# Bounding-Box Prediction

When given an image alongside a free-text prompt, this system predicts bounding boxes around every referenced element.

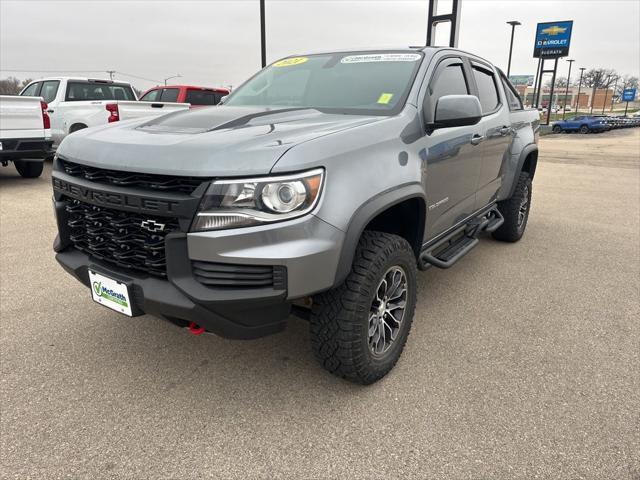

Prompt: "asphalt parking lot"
[1,128,639,479]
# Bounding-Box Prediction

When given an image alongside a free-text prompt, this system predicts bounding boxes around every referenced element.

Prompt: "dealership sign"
[509,75,535,86]
[533,21,573,58]
[622,88,637,102]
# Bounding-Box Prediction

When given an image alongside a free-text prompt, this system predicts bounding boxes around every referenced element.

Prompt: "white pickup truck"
[19,78,190,148]
[0,95,53,178]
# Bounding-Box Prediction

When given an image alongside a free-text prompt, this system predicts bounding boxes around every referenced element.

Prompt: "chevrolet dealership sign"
[533,21,573,58]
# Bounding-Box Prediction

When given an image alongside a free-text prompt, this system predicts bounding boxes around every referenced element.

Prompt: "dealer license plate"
[88,270,133,316]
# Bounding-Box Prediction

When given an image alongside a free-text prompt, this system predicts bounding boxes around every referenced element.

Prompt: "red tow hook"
[188,322,206,336]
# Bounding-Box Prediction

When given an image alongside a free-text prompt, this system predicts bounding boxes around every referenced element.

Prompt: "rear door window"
[185,89,221,105]
[20,82,41,97]
[498,73,522,111]
[472,65,500,114]
[65,82,136,101]
[140,89,161,102]
[40,80,60,103]
[159,88,180,102]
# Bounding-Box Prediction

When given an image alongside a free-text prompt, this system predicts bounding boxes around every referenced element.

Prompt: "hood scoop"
[135,106,321,135]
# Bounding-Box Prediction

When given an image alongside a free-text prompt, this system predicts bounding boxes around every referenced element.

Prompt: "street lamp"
[562,59,574,119]
[575,67,586,115]
[164,74,181,86]
[506,21,521,78]
[601,75,612,114]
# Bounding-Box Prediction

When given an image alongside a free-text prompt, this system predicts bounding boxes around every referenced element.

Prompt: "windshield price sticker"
[273,57,309,67]
[341,53,421,64]
[377,93,394,104]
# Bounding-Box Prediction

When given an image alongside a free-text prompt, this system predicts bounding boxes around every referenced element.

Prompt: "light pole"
[260,0,266,68]
[506,21,521,78]
[562,59,574,119]
[575,67,585,115]
[601,75,612,114]
[164,74,181,86]
[609,76,619,112]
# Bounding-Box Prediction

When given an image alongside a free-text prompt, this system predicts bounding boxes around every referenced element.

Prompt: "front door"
[414,56,483,240]
[39,80,63,146]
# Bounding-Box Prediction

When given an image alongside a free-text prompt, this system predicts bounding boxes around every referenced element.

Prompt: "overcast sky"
[1,0,639,90]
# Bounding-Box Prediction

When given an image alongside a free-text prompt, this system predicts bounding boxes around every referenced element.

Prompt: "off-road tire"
[14,160,44,178]
[310,231,417,384]
[492,172,532,242]
[579,125,590,134]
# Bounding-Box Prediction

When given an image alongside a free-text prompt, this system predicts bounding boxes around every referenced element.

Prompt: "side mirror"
[432,95,482,129]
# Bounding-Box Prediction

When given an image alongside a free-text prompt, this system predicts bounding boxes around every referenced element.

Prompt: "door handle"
[500,126,511,135]
[47,109,54,113]
[470,134,485,146]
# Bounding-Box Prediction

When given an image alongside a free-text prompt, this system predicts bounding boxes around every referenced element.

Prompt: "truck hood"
[56,106,382,176]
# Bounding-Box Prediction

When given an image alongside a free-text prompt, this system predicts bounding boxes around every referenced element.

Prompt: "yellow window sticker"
[377,93,394,104]
[273,57,309,67]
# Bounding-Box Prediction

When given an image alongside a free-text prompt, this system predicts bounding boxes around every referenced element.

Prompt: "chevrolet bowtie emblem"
[541,26,567,35]
[140,219,166,232]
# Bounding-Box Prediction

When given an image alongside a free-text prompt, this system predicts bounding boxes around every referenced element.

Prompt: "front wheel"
[310,231,417,384]
[552,125,563,133]
[579,125,590,134]
[492,172,532,243]
[14,160,44,178]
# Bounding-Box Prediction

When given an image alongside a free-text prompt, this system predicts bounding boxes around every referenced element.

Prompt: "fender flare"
[332,183,426,287]
[506,143,538,199]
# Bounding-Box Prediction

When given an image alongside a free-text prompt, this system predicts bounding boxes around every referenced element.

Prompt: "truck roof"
[26,77,133,85]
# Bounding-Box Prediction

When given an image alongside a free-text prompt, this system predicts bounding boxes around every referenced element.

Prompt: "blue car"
[552,116,609,134]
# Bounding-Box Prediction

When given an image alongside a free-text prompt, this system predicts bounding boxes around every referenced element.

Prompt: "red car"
[139,85,230,107]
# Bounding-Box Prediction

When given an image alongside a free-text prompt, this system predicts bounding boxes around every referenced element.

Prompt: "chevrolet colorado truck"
[20,78,190,148]
[52,48,539,384]
[0,95,53,178]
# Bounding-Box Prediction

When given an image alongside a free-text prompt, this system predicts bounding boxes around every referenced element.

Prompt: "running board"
[419,207,504,269]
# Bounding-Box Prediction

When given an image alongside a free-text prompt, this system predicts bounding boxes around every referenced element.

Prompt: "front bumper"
[53,196,345,339]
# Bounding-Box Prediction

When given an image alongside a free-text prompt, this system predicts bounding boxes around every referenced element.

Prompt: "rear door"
[467,60,513,209]
[415,54,483,238]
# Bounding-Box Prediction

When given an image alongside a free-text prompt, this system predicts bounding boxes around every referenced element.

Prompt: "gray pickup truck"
[52,47,539,384]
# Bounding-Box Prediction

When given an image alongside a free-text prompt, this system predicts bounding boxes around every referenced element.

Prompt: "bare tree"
[545,76,569,89]
[0,77,34,95]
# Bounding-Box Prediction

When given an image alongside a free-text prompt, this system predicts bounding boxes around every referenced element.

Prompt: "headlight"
[191,168,324,232]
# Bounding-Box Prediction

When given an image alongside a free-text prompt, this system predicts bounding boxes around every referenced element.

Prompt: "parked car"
[552,115,609,133]
[139,85,230,107]
[0,95,53,178]
[51,47,540,384]
[19,78,191,148]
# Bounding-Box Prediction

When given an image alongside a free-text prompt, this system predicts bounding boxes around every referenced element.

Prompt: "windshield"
[225,51,424,115]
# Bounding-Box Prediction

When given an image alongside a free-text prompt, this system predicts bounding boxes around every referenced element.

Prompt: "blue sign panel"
[533,21,573,58]
[622,88,637,102]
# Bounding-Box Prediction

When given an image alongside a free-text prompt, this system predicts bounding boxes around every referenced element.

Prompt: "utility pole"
[575,67,585,115]
[562,59,574,119]
[506,21,521,77]
[260,0,266,68]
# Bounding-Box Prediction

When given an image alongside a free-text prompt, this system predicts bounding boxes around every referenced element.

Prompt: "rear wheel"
[310,231,417,384]
[14,160,43,178]
[579,125,590,134]
[492,172,532,243]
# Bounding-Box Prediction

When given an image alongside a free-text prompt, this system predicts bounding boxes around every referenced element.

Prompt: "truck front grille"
[192,261,287,289]
[59,159,206,195]
[64,198,179,277]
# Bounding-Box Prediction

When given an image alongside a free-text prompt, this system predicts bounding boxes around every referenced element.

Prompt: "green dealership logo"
[92,281,128,307]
